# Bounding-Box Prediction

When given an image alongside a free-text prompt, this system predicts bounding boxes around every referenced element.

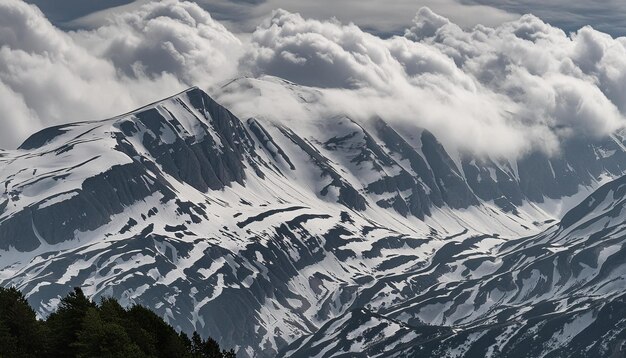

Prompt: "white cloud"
[405,7,451,41]
[235,8,626,157]
[0,0,241,149]
[71,0,242,84]
[1,0,626,160]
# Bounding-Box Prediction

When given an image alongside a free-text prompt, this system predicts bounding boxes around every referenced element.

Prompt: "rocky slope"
[283,175,626,357]
[1,79,626,357]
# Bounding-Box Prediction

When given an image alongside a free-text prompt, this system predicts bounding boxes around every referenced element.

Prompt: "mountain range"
[1,76,626,357]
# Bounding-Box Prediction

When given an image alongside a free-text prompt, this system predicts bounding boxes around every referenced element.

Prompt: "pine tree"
[202,337,224,358]
[0,287,48,357]
[192,331,204,357]
[74,307,144,358]
[0,287,236,358]
[126,304,190,358]
[46,287,96,357]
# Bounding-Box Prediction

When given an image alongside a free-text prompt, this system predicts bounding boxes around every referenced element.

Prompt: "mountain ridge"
[1,80,626,357]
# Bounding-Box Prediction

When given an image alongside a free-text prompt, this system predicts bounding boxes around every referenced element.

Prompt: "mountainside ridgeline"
[1,79,626,357]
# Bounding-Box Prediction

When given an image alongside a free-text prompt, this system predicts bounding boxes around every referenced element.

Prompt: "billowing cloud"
[417,12,626,145]
[2,0,626,160]
[72,0,242,84]
[0,0,241,149]
[405,7,451,41]
[235,8,626,157]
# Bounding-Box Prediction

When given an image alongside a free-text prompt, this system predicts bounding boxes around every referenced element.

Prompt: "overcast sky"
[25,0,626,36]
[3,0,626,157]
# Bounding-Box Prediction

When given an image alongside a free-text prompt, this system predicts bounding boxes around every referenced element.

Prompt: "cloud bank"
[235,7,626,157]
[0,0,240,148]
[2,0,626,160]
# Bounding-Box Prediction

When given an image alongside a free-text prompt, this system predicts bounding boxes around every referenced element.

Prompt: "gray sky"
[463,0,626,36]
[25,0,626,36]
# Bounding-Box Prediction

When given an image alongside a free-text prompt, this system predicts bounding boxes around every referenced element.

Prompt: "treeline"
[0,287,235,358]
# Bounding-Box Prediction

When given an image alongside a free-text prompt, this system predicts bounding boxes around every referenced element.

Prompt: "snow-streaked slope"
[217,76,626,220]
[1,80,626,357]
[284,175,626,357]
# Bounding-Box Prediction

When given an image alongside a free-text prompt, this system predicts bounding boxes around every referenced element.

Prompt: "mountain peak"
[18,86,209,151]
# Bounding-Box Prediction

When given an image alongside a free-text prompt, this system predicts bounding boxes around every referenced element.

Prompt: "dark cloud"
[23,0,133,28]
[461,0,626,36]
[29,0,519,35]
[183,0,266,27]
[23,0,626,37]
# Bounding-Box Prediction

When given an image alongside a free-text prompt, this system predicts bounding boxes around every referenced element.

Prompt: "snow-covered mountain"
[283,175,626,357]
[1,78,626,357]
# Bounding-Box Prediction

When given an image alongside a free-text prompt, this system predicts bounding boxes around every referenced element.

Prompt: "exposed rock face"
[0,162,175,251]
[2,79,626,357]
[420,130,479,209]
